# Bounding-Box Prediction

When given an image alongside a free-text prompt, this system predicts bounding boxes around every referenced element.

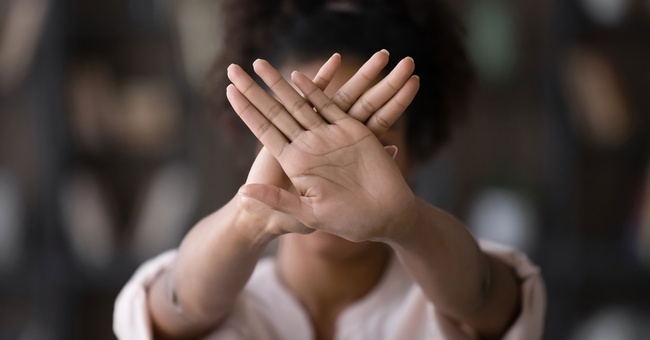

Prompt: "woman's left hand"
[226,59,418,242]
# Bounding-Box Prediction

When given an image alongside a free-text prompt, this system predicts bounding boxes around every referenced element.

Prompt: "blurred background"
[0,0,649,339]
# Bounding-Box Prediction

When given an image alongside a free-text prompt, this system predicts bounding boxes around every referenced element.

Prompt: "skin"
[146,51,521,340]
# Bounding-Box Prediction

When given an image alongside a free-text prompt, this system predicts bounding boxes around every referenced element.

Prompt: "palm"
[228,55,419,241]
[252,118,414,241]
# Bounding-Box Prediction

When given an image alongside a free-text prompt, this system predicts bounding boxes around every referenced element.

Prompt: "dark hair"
[208,0,474,164]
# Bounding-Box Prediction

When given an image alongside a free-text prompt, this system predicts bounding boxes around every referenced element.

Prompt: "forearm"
[148,196,276,338]
[387,198,520,338]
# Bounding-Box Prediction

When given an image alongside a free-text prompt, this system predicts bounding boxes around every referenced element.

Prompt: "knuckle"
[255,120,273,137]
[334,90,353,106]
[385,79,400,92]
[240,79,256,96]
[266,102,284,120]
[313,76,328,90]
[316,100,334,114]
[268,75,283,90]
[374,114,391,129]
[360,71,374,83]
[360,98,378,114]
[393,96,409,109]
[291,99,310,113]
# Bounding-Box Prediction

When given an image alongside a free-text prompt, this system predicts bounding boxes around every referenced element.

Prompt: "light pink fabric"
[113,241,545,339]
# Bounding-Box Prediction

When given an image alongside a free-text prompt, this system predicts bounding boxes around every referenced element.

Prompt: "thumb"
[239,183,314,224]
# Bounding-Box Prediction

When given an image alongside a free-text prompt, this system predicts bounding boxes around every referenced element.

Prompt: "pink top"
[114,240,545,339]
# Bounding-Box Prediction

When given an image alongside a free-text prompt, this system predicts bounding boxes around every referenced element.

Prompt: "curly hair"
[207,0,474,164]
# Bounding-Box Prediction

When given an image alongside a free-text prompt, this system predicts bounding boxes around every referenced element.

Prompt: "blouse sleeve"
[480,240,546,339]
[113,250,177,340]
[437,240,546,340]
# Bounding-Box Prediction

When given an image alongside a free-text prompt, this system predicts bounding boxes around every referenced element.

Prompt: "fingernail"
[380,49,389,56]
[385,145,399,160]
[292,70,305,81]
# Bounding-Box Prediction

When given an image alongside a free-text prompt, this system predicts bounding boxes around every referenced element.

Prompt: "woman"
[114,1,545,339]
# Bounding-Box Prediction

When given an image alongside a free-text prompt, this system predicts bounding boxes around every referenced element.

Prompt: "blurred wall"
[0,0,649,339]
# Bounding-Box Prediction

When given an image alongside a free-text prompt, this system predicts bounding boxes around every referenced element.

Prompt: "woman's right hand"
[235,50,418,236]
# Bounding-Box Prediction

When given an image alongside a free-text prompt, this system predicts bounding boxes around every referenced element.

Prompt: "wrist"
[230,194,280,248]
[190,196,278,255]
[167,197,278,324]
[382,197,424,246]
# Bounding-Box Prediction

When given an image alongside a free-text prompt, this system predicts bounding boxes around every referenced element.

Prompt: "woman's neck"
[275,232,390,338]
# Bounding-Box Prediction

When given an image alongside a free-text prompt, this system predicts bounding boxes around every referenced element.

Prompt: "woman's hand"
[238,51,418,237]
[318,51,419,137]
[227,57,419,242]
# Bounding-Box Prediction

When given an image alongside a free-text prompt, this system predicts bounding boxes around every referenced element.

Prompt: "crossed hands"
[226,51,420,242]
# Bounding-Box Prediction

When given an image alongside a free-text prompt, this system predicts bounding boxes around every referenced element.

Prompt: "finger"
[331,49,390,112]
[226,84,288,157]
[253,59,327,129]
[227,63,303,141]
[291,71,348,124]
[239,183,316,227]
[313,53,341,91]
[349,56,415,123]
[366,75,419,137]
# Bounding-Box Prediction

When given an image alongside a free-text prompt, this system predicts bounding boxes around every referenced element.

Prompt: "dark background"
[1,0,649,339]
